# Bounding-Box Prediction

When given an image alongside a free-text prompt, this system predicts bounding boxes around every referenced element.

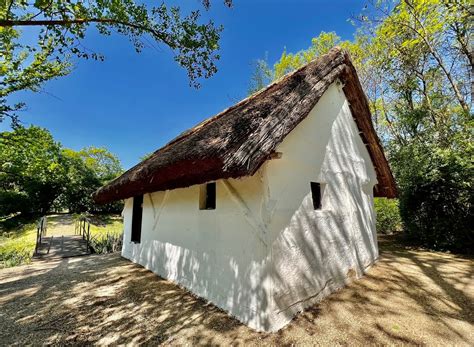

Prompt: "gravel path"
[1,236,472,345]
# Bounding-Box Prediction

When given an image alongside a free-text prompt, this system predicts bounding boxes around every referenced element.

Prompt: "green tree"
[273,31,349,80]
[251,0,473,252]
[0,0,232,123]
[247,31,368,96]
[360,1,472,252]
[60,149,101,213]
[248,54,272,95]
[0,126,67,215]
[356,0,471,145]
[60,147,124,213]
[71,147,122,183]
[0,127,125,216]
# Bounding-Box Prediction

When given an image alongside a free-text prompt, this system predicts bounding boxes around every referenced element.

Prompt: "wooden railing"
[34,216,48,255]
[75,215,91,253]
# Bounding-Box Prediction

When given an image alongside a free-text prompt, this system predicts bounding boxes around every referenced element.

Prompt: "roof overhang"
[93,47,397,204]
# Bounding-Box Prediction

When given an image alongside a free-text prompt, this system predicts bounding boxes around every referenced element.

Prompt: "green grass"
[0,214,123,268]
[87,215,124,238]
[86,215,124,254]
[0,219,38,268]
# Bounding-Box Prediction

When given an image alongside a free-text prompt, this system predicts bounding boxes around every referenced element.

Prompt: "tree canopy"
[0,126,124,216]
[249,0,473,253]
[0,0,232,124]
[0,126,66,215]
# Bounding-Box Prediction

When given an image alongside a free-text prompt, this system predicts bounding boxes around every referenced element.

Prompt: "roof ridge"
[93,46,397,203]
[160,46,344,151]
[96,47,345,191]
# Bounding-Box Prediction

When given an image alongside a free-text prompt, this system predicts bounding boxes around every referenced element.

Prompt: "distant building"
[94,47,396,332]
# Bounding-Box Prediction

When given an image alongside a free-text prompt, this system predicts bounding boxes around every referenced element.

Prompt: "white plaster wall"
[264,81,378,330]
[120,81,379,332]
[121,172,274,330]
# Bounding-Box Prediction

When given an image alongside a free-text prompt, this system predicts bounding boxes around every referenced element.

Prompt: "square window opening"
[200,182,216,210]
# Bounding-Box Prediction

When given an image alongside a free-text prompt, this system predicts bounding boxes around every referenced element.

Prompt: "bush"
[0,245,33,268]
[399,157,473,253]
[0,191,30,217]
[375,198,401,234]
[394,132,474,254]
[89,232,123,254]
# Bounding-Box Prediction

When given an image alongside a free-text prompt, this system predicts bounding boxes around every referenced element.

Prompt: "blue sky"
[4,0,366,169]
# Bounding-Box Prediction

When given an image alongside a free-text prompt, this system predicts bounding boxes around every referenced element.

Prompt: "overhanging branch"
[0,19,174,47]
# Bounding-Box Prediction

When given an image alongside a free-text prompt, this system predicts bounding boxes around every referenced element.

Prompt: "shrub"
[0,245,33,268]
[89,232,123,254]
[0,191,30,217]
[375,198,402,234]
[394,130,474,254]
[399,155,473,253]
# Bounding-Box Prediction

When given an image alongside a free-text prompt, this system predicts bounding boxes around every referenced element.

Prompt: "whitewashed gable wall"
[263,81,378,330]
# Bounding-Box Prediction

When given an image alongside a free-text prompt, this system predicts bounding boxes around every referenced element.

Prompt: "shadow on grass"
[0,214,38,236]
[88,214,121,227]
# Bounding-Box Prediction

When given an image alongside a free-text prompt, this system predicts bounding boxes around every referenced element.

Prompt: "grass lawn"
[0,214,123,268]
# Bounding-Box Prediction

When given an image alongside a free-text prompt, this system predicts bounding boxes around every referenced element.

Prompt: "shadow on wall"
[119,85,382,331]
[268,97,379,328]
[127,231,273,330]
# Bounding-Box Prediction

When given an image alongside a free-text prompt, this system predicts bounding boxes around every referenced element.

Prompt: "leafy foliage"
[59,150,102,213]
[0,0,232,123]
[0,126,123,216]
[274,32,351,80]
[60,147,124,213]
[90,231,123,254]
[393,122,473,253]
[0,24,71,125]
[248,31,352,94]
[251,0,472,253]
[363,0,472,253]
[374,198,402,234]
[75,147,123,182]
[0,126,67,215]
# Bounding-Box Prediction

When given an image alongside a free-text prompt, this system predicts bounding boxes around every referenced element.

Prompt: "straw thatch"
[93,47,396,204]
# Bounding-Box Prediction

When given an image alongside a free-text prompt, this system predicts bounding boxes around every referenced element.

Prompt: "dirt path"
[44,214,78,237]
[0,237,472,345]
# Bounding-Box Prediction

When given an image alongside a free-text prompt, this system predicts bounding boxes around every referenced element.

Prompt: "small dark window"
[131,195,143,243]
[200,182,216,210]
[310,182,322,210]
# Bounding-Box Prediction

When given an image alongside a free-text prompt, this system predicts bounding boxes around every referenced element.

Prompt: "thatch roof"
[93,47,396,204]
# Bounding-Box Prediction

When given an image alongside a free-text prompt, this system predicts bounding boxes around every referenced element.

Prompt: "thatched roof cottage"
[94,47,396,332]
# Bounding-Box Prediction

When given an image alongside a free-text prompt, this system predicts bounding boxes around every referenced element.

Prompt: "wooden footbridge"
[33,216,93,260]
